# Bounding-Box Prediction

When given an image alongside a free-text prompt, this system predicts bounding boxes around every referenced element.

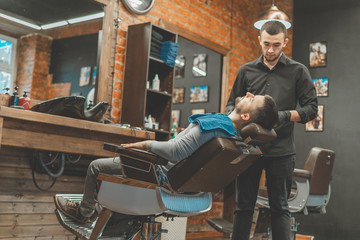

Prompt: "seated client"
[54,92,278,223]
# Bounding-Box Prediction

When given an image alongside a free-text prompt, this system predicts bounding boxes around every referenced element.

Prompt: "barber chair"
[54,123,276,240]
[256,147,335,238]
[207,147,335,239]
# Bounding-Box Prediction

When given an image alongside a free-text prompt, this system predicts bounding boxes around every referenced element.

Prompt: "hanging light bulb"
[254,0,292,30]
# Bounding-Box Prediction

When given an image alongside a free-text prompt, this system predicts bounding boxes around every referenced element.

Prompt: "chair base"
[54,194,144,240]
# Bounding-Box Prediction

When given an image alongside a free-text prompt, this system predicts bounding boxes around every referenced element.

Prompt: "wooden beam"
[220,53,230,113]
[96,0,119,104]
[159,19,230,55]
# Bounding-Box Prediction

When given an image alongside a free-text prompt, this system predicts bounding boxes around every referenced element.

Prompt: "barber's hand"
[121,140,152,151]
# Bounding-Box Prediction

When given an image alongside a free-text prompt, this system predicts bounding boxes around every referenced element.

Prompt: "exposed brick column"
[16,33,52,100]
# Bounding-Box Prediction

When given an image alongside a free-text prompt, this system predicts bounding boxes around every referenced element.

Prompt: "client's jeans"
[232,155,295,240]
[79,157,122,217]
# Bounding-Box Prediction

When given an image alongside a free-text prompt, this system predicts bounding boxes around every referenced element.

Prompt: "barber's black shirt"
[226,54,318,157]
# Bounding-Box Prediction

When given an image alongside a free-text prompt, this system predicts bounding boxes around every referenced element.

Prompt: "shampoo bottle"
[152,74,160,91]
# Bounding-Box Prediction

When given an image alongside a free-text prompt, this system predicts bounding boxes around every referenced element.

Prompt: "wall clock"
[121,0,155,15]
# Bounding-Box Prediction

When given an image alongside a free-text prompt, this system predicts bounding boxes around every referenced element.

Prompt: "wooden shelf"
[149,56,165,64]
[121,22,177,140]
[146,88,172,97]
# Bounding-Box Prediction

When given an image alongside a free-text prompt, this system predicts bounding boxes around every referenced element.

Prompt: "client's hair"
[251,95,278,130]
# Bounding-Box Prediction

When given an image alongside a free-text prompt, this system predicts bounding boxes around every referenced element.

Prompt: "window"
[0,34,17,94]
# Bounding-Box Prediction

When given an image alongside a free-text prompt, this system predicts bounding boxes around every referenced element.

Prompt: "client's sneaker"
[54,196,96,223]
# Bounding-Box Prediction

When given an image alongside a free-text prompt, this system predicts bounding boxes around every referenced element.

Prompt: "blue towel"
[188,113,235,136]
[160,41,178,67]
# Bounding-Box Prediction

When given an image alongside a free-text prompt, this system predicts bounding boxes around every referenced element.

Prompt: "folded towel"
[188,113,235,136]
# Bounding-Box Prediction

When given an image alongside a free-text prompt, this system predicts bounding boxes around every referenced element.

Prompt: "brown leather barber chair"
[54,123,276,240]
[257,147,335,215]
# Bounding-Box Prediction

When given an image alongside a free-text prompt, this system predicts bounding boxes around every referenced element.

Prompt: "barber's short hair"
[260,20,287,39]
[250,95,278,130]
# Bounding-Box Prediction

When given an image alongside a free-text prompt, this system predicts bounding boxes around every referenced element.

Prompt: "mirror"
[0,0,110,107]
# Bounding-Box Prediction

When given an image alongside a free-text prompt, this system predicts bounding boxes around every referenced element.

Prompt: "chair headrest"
[240,123,277,144]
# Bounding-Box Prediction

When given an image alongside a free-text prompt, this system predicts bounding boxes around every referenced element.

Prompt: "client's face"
[235,92,265,114]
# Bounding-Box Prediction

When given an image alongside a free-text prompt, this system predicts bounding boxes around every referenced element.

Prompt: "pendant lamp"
[254,0,291,30]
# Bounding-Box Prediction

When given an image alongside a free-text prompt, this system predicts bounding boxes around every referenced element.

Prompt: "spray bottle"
[19,91,31,110]
[10,87,19,107]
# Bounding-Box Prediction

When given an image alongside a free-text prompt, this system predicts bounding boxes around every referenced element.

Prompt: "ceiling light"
[41,21,68,30]
[0,12,41,30]
[68,12,105,24]
[254,0,291,30]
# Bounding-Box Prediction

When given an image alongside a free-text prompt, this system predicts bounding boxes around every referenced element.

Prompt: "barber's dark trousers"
[231,155,295,240]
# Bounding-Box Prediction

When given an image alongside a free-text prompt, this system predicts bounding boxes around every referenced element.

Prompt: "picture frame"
[192,53,207,77]
[171,110,180,127]
[190,85,209,103]
[175,55,185,79]
[313,78,328,97]
[79,66,91,86]
[172,88,185,104]
[191,109,205,115]
[305,105,324,132]
[309,41,327,68]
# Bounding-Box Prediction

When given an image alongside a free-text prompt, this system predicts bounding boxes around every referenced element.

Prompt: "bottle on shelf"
[144,114,153,129]
[152,74,160,91]
[171,122,178,139]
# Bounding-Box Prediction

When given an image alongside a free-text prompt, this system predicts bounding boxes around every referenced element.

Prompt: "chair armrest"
[97,173,158,189]
[240,123,277,144]
[293,168,311,179]
[103,142,168,166]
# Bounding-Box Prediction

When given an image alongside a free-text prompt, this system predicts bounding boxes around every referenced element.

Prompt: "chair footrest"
[55,194,135,239]
[206,218,233,234]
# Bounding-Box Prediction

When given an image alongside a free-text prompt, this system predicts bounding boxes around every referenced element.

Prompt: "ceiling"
[0,0,104,36]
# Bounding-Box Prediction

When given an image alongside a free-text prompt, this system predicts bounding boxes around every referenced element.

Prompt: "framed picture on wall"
[79,66,91,86]
[173,88,185,104]
[192,53,207,77]
[171,110,180,126]
[191,109,205,115]
[305,105,324,132]
[190,85,209,103]
[175,55,185,79]
[309,41,327,68]
[313,78,328,97]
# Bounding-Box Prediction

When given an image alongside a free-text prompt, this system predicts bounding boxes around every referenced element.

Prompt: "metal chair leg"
[89,208,113,240]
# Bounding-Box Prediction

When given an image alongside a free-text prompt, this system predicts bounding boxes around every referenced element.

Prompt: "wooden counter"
[0,106,155,239]
[0,106,155,157]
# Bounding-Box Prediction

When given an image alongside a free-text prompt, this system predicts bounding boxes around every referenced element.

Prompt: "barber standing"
[226,20,318,240]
